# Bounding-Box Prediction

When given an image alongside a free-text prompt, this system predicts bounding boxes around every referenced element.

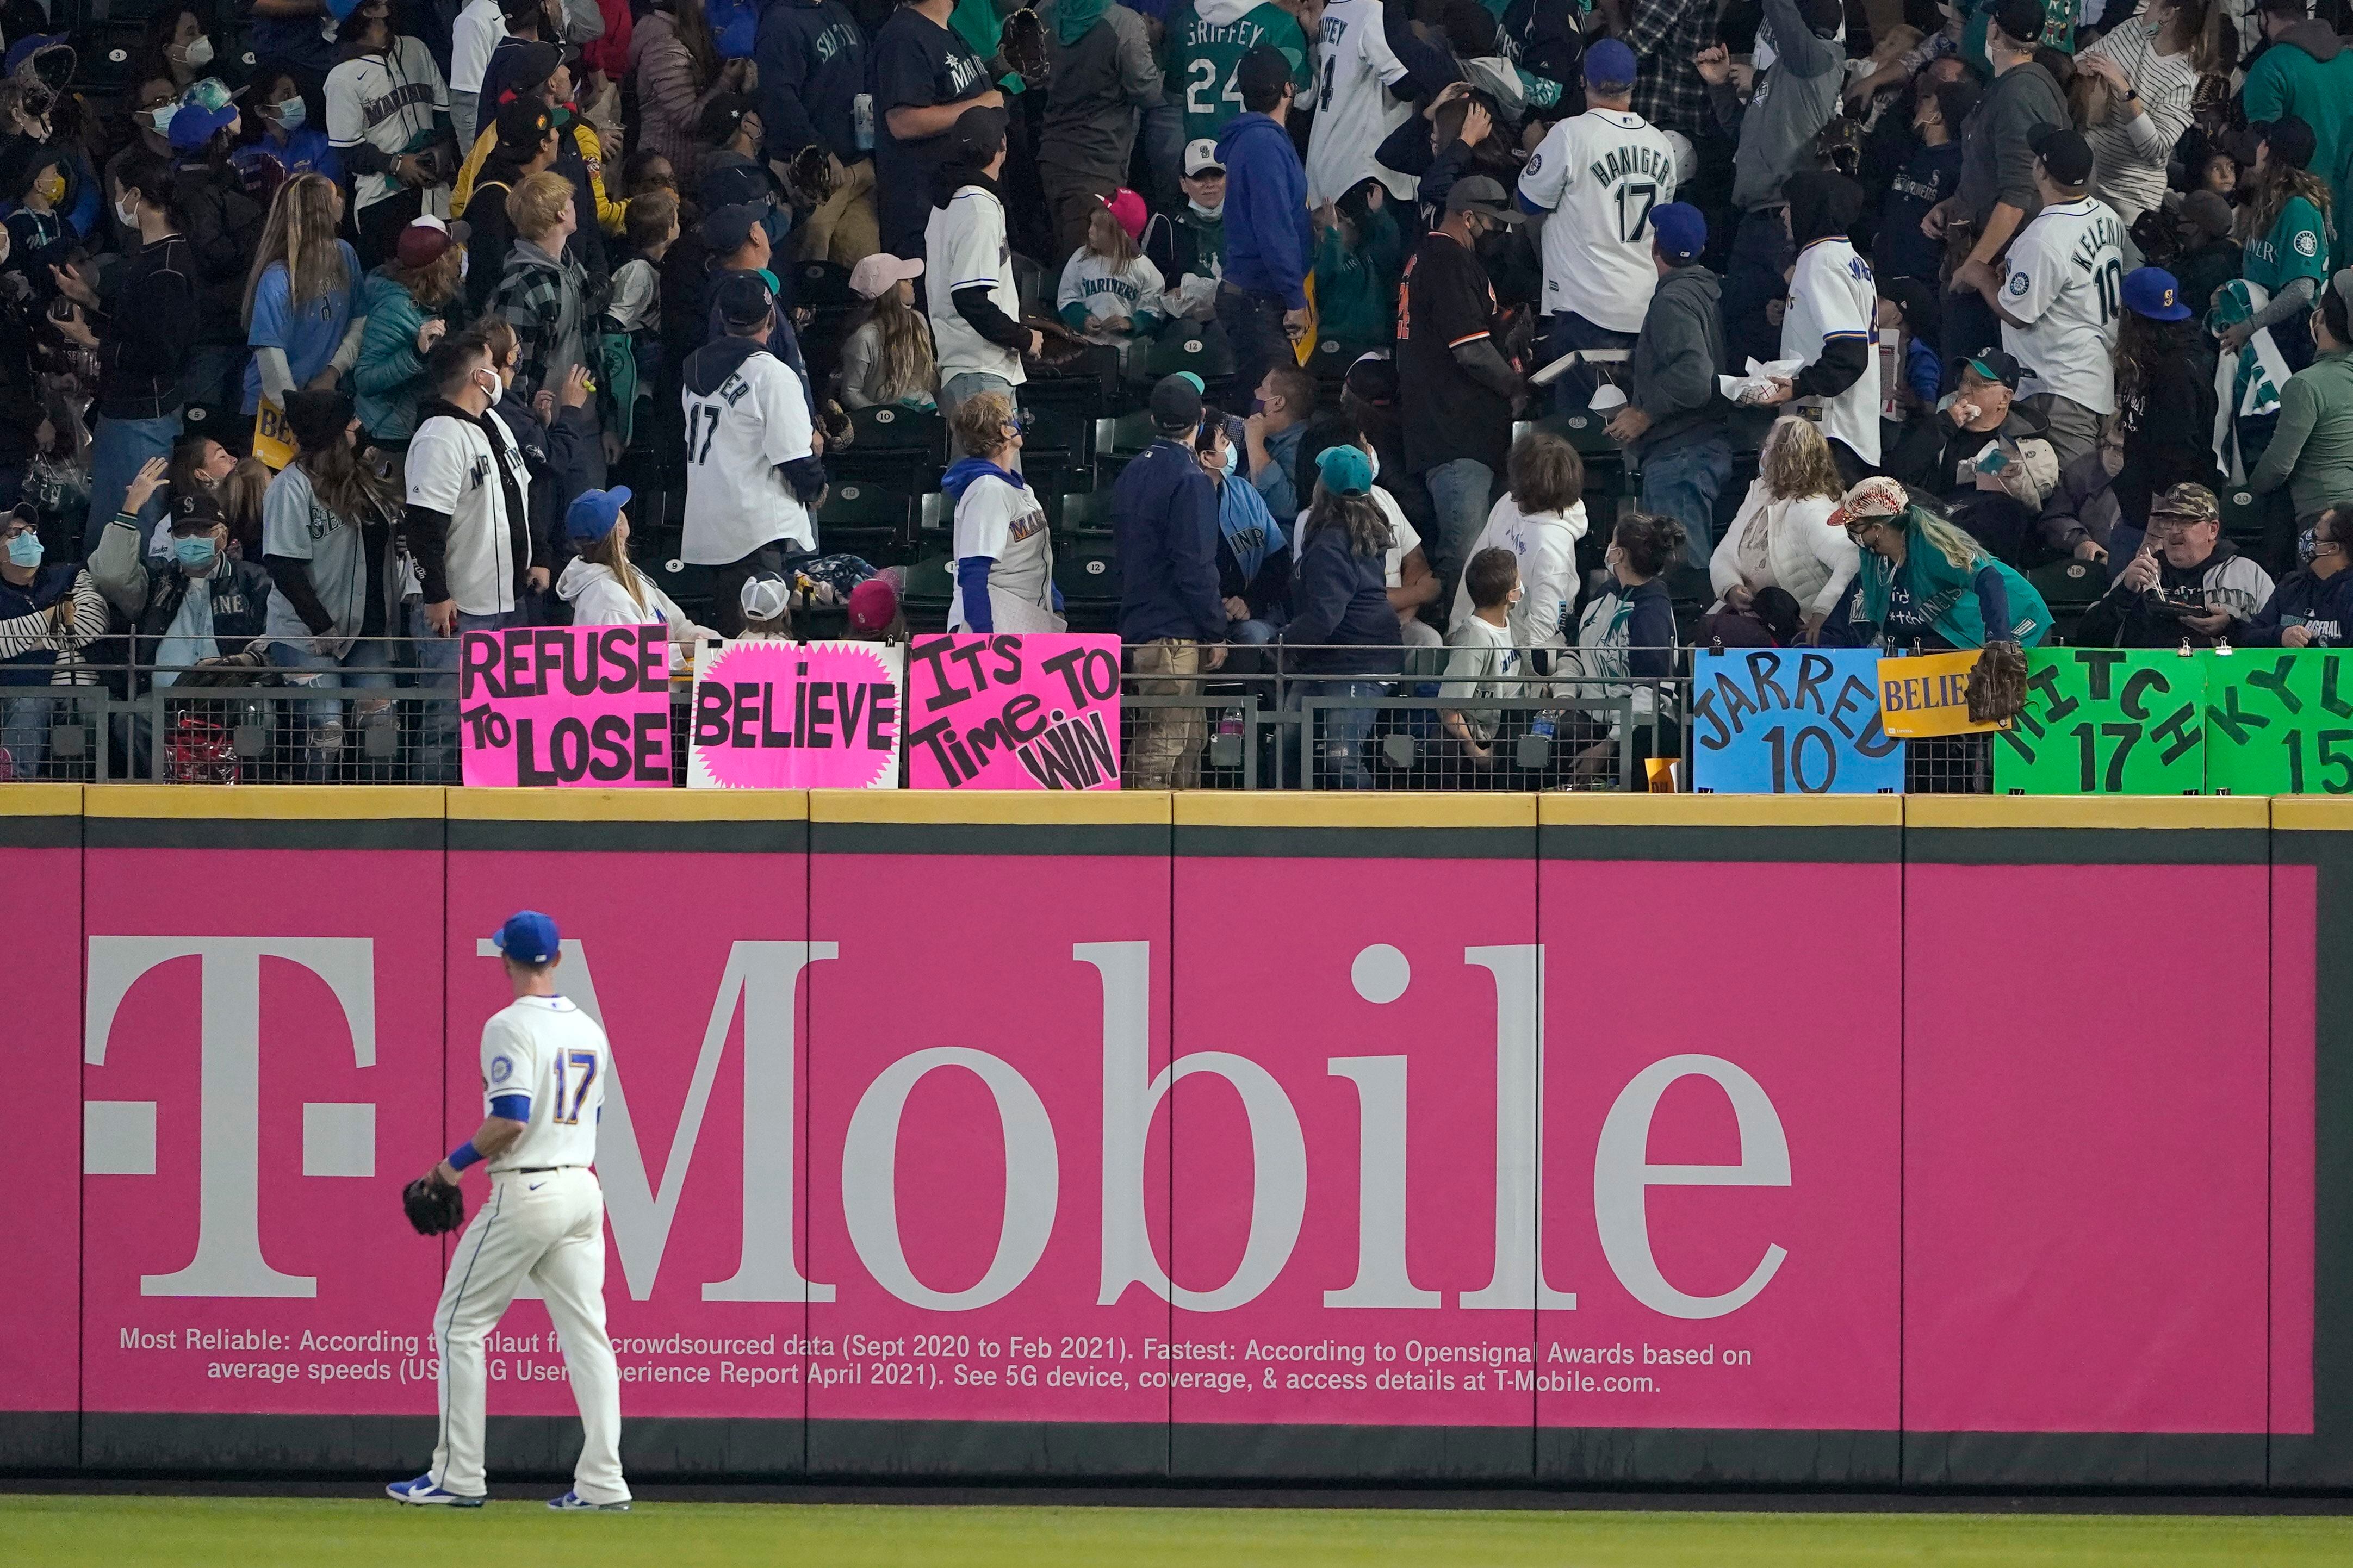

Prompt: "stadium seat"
[843,404,945,456]
[1057,488,1116,538]
[1535,409,1621,461]
[2027,557,2107,612]
[792,259,855,309]
[1095,409,1157,484]
[901,555,954,634]
[651,556,716,623]
[1019,377,1102,473]
[815,482,915,557]
[1053,536,1122,633]
[1137,325,1234,391]
[2219,483,2265,542]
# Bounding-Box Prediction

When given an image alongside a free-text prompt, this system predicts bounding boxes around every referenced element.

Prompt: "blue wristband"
[448,1141,484,1172]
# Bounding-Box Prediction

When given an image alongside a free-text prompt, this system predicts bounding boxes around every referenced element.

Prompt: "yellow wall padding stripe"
[84,785,444,821]
[2272,798,2353,831]
[1541,794,1902,827]
[811,789,1170,825]
[0,782,80,816]
[1904,795,2269,831]
[448,788,809,823]
[1174,792,1536,829]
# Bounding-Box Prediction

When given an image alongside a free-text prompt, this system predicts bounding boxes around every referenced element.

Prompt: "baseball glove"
[1023,316,1093,369]
[820,397,853,451]
[1966,639,2029,725]
[1001,8,1050,88]
[783,142,836,210]
[402,1175,465,1236]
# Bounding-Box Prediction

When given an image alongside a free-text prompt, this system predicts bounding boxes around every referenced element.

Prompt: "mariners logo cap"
[2122,266,2193,321]
[492,910,561,966]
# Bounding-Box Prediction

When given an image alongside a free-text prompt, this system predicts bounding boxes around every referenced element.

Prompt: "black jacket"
[1115,439,1225,644]
[172,158,265,348]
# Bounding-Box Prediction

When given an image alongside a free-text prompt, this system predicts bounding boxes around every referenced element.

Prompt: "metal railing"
[0,642,1983,793]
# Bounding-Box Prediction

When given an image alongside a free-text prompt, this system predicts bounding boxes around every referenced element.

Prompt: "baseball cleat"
[547,1491,630,1511]
[386,1474,484,1507]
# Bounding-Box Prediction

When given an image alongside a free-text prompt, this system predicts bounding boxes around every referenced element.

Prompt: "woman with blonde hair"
[557,487,716,645]
[240,171,365,416]
[837,253,939,410]
[1707,416,1860,644]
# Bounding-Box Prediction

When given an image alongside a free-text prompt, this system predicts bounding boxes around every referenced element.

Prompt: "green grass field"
[3,1496,2351,1567]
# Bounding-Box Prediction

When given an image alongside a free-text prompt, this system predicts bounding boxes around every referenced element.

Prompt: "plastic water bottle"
[1529,712,1557,741]
[1219,707,1243,739]
[853,93,874,152]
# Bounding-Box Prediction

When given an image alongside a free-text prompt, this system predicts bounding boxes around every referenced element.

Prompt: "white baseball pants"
[429,1166,628,1503]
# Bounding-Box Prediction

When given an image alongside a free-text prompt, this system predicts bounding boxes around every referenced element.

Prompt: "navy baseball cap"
[565,485,632,542]
[2122,266,2194,321]
[492,911,560,966]
[1652,202,1706,263]
[714,269,775,328]
[700,202,764,255]
[1585,38,1637,87]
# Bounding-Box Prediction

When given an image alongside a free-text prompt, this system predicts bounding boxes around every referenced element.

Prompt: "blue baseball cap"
[1585,38,1637,88]
[1315,443,1373,496]
[492,911,561,966]
[167,97,239,151]
[1652,202,1706,263]
[2122,266,2194,322]
[564,485,632,542]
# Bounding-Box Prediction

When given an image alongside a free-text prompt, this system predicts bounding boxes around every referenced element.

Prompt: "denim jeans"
[940,372,1020,461]
[84,410,182,559]
[1421,457,1497,626]
[269,637,399,780]
[1135,98,1188,216]
[412,606,520,782]
[1217,285,1292,418]
[0,689,53,778]
[1722,207,1795,371]
[1639,434,1734,570]
[1289,678,1386,789]
[1541,312,1639,415]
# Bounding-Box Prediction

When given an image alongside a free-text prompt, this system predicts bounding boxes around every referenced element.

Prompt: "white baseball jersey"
[1999,195,2124,416]
[1783,237,1882,464]
[325,37,449,213]
[681,349,818,564]
[950,471,1054,631]
[406,407,531,617]
[926,184,1028,385]
[1305,0,1413,203]
[1517,108,1678,331]
[479,995,607,1172]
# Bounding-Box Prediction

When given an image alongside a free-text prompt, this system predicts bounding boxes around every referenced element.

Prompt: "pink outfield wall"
[0,822,2324,1464]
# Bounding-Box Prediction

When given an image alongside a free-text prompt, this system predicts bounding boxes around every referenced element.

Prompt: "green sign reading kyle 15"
[2202,650,2353,794]
[1994,649,2207,795]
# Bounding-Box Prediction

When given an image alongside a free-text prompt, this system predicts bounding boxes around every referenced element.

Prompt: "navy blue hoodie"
[758,0,868,163]
[1218,110,1313,309]
[1115,439,1226,644]
[2244,565,2353,646]
[1282,520,1401,675]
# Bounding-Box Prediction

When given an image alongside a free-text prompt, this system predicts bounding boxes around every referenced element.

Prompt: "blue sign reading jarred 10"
[1691,649,1906,794]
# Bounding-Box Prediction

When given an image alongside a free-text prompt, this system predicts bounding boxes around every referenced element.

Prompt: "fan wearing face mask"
[0,500,105,779]
[243,72,344,189]
[87,457,275,770]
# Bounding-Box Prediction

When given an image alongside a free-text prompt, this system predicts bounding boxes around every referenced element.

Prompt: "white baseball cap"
[740,571,793,623]
[1183,138,1224,177]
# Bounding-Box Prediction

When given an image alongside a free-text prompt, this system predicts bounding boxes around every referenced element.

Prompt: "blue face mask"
[2300,527,2323,564]
[273,98,306,132]
[1220,441,1238,477]
[174,535,218,571]
[5,531,41,568]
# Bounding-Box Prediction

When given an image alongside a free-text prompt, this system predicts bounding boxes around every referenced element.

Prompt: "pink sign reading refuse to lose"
[687,639,904,789]
[460,624,672,788]
[904,633,1122,789]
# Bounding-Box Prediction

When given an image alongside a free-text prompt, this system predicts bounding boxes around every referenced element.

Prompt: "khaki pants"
[793,155,879,270]
[1127,638,1205,790]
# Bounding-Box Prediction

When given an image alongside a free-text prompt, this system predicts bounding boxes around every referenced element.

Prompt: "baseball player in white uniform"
[1984,126,2122,466]
[1515,39,1677,409]
[388,911,629,1511]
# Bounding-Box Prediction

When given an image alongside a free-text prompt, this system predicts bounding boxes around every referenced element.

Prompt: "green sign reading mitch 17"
[1993,649,2207,795]
[2201,650,2353,795]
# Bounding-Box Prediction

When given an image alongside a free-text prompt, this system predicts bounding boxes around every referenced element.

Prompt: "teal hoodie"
[352,267,457,444]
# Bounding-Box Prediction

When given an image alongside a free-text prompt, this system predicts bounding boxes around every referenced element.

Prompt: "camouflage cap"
[2150,482,2220,524]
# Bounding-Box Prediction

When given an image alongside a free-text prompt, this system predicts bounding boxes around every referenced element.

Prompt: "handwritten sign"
[1691,649,1903,794]
[2202,649,2353,794]
[905,632,1123,789]
[687,639,903,789]
[459,624,672,787]
[1994,649,2206,794]
[1878,650,2003,737]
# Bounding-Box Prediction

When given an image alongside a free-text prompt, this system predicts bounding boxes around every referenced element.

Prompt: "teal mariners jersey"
[1164,0,1312,145]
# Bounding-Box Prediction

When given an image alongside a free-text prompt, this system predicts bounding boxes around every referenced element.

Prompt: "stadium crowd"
[0,0,2350,786]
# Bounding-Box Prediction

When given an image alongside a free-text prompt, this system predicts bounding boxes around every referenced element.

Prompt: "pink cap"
[847,576,899,633]
[1102,188,1147,241]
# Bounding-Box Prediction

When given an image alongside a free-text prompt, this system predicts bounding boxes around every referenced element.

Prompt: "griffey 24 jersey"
[480,995,607,1172]
[1999,195,2124,416]
[1517,108,1678,333]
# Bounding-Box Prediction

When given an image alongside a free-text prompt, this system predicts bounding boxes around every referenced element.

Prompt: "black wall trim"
[0,817,78,849]
[85,819,444,853]
[1538,1429,1901,1486]
[1175,827,1534,860]
[1905,827,2271,866]
[1900,1432,2269,1489]
[0,1413,74,1469]
[1540,825,1902,864]
[812,823,1169,857]
[810,1419,1165,1479]
[448,819,810,854]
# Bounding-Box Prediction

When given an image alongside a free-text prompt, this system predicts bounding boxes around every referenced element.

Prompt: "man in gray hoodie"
[1609,203,1730,569]
[1700,0,1845,368]
[1929,0,2065,381]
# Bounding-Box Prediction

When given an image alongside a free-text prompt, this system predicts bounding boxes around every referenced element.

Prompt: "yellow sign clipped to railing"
[252,399,296,471]
[1876,650,2002,737]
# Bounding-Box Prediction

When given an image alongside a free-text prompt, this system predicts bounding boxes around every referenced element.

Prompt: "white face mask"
[177,35,215,70]
[115,196,139,228]
[1189,198,1224,219]
[1361,444,1380,484]
[475,368,503,402]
